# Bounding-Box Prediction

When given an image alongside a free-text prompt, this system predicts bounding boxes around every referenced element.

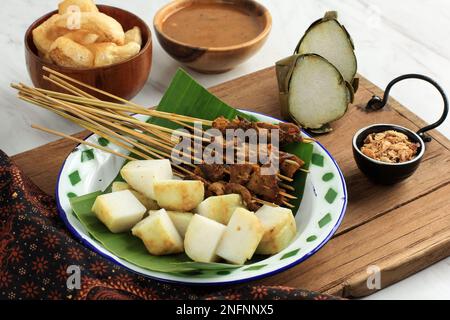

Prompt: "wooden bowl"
[153,0,272,74]
[25,5,152,100]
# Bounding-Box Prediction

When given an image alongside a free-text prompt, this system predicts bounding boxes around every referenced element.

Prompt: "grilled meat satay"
[212,116,303,145]
[274,188,287,206]
[255,122,303,144]
[278,122,303,144]
[279,151,305,178]
[197,163,228,182]
[246,166,280,203]
[212,116,255,134]
[224,183,260,211]
[207,181,226,197]
[229,163,256,184]
[193,166,205,178]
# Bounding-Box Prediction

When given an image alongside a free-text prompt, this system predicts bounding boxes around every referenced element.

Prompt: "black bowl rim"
[24,5,152,72]
[352,123,425,166]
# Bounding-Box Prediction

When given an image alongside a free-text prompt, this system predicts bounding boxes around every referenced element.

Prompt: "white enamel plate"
[56,111,347,285]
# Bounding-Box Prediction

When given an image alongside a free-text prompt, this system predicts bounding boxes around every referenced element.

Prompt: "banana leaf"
[149,69,258,129]
[68,68,313,274]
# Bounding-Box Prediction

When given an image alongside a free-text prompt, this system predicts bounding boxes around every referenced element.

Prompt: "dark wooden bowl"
[25,5,152,100]
[154,0,271,74]
[352,124,425,184]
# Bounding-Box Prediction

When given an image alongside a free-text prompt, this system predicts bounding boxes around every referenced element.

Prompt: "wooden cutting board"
[11,67,450,298]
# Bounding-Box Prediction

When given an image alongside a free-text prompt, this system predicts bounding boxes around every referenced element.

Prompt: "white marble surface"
[0,0,449,299]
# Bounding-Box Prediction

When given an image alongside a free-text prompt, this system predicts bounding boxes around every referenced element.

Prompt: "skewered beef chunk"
[279,151,305,178]
[246,201,262,212]
[274,188,287,206]
[279,122,303,144]
[232,116,255,131]
[213,116,256,134]
[207,182,226,197]
[280,161,300,178]
[246,166,280,202]
[191,117,306,210]
[256,122,278,131]
[198,164,227,182]
[256,122,303,145]
[193,166,206,178]
[212,116,303,145]
[229,164,256,184]
[212,116,231,133]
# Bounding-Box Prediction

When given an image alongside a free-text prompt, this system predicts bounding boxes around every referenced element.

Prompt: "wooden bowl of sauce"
[154,0,271,73]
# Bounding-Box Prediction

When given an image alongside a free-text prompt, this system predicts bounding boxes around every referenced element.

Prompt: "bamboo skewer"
[25,81,296,183]
[65,108,195,174]
[43,66,214,126]
[32,124,136,161]
[45,75,96,99]
[21,94,191,175]
[17,84,295,189]
[18,91,197,172]
[58,99,204,166]
[40,89,209,132]
[33,120,295,207]
[279,183,295,191]
[253,198,277,207]
[12,68,316,207]
[282,201,295,208]
[23,98,296,202]
[33,116,295,205]
[284,159,310,173]
[15,83,203,158]
[27,69,315,150]
[38,79,184,145]
[48,101,208,141]
[21,81,162,145]
[28,88,203,134]
[280,191,297,199]
[15,80,306,165]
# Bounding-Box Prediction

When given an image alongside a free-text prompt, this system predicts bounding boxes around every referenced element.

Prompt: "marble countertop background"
[0,0,449,299]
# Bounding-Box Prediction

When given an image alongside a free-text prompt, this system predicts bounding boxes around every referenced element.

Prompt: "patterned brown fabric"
[0,150,341,300]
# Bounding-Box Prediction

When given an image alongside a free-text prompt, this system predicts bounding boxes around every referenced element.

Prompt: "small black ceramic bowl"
[352,73,448,185]
[352,124,425,184]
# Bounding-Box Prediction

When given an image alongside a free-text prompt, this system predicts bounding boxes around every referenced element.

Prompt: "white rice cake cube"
[196,194,244,225]
[92,190,146,233]
[132,209,183,255]
[255,205,297,255]
[153,180,204,211]
[166,211,194,238]
[184,214,226,263]
[120,159,172,199]
[111,181,159,210]
[216,208,264,265]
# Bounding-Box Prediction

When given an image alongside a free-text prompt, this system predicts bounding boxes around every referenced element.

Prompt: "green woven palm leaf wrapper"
[276,11,358,134]
[69,68,313,274]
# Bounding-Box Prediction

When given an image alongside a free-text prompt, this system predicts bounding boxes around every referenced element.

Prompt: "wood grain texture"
[11,66,450,298]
